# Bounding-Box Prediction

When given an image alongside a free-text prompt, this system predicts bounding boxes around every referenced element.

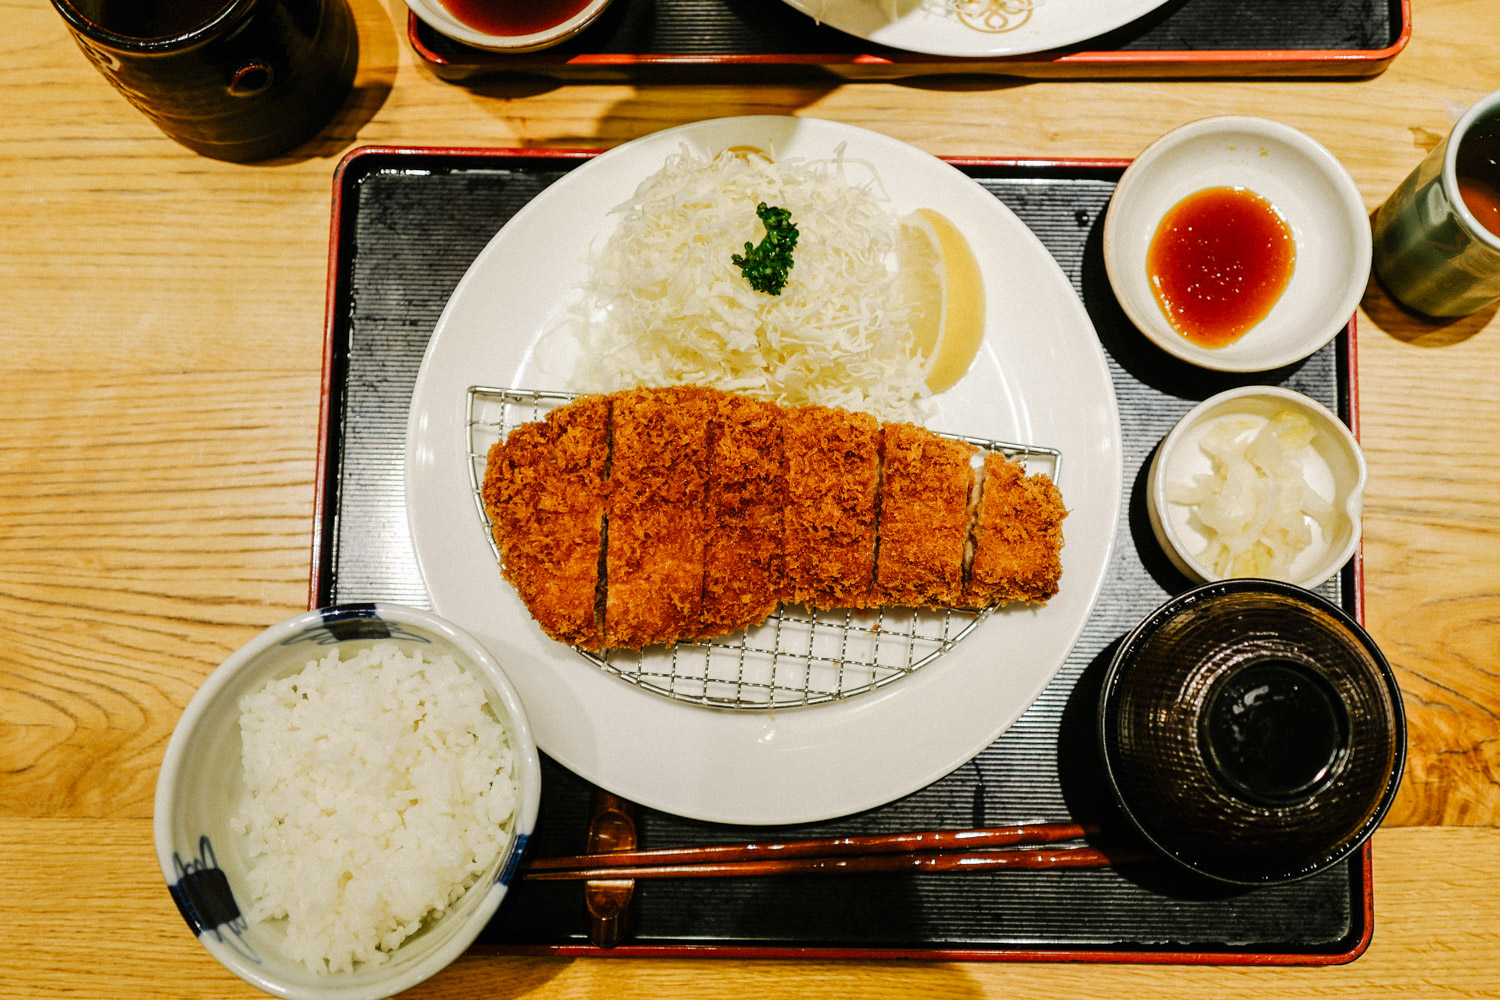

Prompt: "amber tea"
[1456,127,1500,240]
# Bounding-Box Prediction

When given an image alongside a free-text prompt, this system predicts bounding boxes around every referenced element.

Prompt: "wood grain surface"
[2,0,1499,995]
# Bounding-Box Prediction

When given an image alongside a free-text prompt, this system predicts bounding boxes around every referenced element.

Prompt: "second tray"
[409,0,1409,80]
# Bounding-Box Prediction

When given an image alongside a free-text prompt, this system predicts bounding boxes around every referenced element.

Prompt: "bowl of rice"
[153,603,541,999]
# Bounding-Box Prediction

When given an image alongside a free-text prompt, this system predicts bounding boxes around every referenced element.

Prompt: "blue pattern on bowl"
[169,835,260,963]
[279,606,434,649]
[498,832,529,886]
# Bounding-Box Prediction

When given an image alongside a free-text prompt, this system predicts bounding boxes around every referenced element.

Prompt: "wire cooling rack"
[467,386,1062,710]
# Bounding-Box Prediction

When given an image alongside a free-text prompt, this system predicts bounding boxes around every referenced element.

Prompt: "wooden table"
[4,0,1499,995]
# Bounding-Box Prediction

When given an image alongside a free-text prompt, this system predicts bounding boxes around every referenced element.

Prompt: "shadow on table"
[1360,272,1496,348]
[263,0,400,164]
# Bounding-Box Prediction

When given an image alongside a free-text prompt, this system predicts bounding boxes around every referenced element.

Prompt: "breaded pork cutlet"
[698,393,788,640]
[481,395,610,650]
[482,387,1068,650]
[962,453,1067,607]
[875,423,977,608]
[605,386,716,648]
[782,405,880,610]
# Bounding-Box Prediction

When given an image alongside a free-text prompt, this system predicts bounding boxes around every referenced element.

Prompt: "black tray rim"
[313,143,1374,966]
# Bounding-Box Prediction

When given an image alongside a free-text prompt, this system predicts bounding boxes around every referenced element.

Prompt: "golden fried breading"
[962,453,1067,607]
[481,395,610,650]
[698,393,787,640]
[875,423,976,608]
[782,404,880,609]
[485,387,1067,651]
[605,387,716,649]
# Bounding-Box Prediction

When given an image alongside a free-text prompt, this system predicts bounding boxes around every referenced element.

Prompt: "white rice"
[230,642,517,974]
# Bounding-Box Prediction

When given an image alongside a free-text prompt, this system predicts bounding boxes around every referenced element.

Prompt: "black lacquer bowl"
[1099,579,1405,884]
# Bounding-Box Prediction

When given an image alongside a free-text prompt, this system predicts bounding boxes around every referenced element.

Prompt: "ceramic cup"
[51,0,358,162]
[1372,89,1500,317]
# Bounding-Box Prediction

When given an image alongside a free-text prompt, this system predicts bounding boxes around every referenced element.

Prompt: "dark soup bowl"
[1098,579,1405,885]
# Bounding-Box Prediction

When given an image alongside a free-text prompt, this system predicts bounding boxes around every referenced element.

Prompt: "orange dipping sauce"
[1146,186,1296,349]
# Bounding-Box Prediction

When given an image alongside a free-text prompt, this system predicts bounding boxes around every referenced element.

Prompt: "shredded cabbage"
[567,146,930,420]
[1165,410,1335,580]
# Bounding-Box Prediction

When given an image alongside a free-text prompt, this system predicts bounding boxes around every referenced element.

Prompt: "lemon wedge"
[897,208,986,394]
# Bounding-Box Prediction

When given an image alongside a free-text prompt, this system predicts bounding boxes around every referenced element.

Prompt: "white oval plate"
[405,116,1122,825]
[781,0,1173,58]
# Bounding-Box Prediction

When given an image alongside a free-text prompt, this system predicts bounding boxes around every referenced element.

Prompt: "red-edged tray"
[315,144,1371,963]
[407,0,1409,81]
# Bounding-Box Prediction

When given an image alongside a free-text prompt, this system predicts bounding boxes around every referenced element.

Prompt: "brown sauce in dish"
[1146,186,1296,349]
[441,0,593,36]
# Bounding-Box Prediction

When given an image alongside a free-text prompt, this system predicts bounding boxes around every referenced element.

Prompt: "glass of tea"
[1373,89,1500,317]
[51,0,357,162]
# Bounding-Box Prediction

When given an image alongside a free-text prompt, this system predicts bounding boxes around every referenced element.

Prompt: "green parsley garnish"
[731,203,799,296]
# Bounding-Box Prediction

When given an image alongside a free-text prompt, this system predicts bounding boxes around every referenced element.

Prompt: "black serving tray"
[408,0,1409,81]
[314,145,1370,963]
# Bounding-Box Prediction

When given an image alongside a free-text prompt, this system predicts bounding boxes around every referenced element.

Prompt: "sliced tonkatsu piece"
[698,393,788,640]
[605,386,716,649]
[962,453,1067,607]
[782,404,880,610]
[875,422,977,608]
[481,394,610,650]
[483,387,1069,651]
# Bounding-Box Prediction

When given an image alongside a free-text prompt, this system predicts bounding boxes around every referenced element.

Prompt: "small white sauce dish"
[1104,116,1372,372]
[404,0,614,52]
[153,603,542,1000]
[1147,385,1367,590]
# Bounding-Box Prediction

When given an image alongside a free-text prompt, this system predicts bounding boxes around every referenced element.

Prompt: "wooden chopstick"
[524,845,1149,880]
[521,822,1145,880]
[527,822,1096,871]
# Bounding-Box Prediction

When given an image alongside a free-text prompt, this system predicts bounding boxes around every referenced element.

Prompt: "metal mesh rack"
[466,386,1062,710]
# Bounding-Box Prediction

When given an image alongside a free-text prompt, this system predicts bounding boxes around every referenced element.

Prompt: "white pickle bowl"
[1147,385,1367,590]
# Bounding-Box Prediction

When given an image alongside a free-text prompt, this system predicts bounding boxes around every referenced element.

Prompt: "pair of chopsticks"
[523,822,1147,880]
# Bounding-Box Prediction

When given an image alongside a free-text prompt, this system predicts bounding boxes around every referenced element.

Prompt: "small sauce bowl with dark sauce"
[405,0,615,52]
[1098,580,1405,885]
[1104,116,1371,373]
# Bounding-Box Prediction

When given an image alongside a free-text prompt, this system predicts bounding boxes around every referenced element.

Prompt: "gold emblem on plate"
[950,0,1036,33]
